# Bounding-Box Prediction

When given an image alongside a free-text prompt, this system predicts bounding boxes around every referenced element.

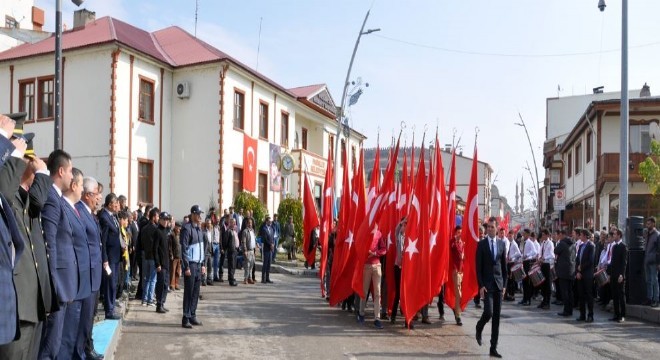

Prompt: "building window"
[233,167,244,199]
[329,135,334,158]
[259,101,269,139]
[138,77,155,123]
[567,151,572,178]
[258,172,267,205]
[280,112,289,147]
[351,145,356,170]
[586,130,593,163]
[302,128,308,150]
[575,142,582,174]
[233,90,245,130]
[137,159,153,204]
[19,80,35,121]
[341,139,346,167]
[314,183,322,212]
[5,16,19,29]
[37,77,54,120]
[630,124,651,154]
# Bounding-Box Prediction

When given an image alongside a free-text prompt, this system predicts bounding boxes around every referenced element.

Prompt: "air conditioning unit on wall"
[176,81,190,99]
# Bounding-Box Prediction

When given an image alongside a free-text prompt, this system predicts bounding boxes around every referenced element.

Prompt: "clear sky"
[34,0,660,210]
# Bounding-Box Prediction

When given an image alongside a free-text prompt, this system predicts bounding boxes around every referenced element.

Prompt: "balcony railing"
[597,152,647,191]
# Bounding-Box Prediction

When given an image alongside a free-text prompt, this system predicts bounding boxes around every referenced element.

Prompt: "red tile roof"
[288,84,325,99]
[0,16,349,130]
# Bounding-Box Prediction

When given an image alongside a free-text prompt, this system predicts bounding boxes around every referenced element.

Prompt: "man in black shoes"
[554,229,576,318]
[475,217,507,358]
[181,205,205,329]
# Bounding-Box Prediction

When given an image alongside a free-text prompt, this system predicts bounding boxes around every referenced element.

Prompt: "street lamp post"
[515,114,541,230]
[332,10,380,204]
[54,0,84,150]
[598,0,629,233]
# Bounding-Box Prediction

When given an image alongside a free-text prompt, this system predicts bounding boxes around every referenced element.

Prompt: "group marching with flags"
[301,130,485,331]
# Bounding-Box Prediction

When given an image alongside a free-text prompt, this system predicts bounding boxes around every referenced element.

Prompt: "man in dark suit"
[76,177,104,359]
[0,112,31,351]
[475,217,507,358]
[39,149,77,359]
[576,229,595,323]
[128,212,140,281]
[555,229,576,317]
[153,212,172,313]
[58,168,92,359]
[99,193,122,320]
[259,215,275,284]
[608,229,627,322]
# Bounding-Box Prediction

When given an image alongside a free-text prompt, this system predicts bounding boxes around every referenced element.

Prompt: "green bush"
[233,192,268,231]
[277,197,303,250]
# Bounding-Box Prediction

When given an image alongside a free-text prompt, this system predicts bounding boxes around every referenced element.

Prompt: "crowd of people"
[319,213,659,357]
[0,112,286,359]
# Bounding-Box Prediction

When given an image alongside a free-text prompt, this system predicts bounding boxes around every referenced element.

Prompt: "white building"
[1,1,49,52]
[0,10,365,218]
[542,88,660,230]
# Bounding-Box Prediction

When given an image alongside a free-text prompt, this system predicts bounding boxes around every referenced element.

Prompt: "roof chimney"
[73,9,95,29]
[640,83,651,97]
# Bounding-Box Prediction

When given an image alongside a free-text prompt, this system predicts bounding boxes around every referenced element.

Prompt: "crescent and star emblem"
[247,146,255,171]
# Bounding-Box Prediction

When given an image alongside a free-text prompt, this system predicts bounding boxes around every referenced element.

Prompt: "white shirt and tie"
[540,239,555,264]
[523,238,538,261]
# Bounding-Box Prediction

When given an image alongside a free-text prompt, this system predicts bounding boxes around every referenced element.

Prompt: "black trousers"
[437,286,445,316]
[559,278,573,315]
[391,266,402,320]
[218,251,226,280]
[540,263,552,305]
[611,278,626,319]
[522,260,533,302]
[476,289,502,350]
[226,250,237,282]
[577,277,594,318]
[182,263,202,322]
[156,268,170,307]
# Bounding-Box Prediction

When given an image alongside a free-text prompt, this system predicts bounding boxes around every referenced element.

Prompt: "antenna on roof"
[256,17,263,71]
[194,0,199,38]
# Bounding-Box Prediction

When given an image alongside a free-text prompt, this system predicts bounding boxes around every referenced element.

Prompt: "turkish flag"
[429,136,449,297]
[459,145,480,310]
[398,149,409,220]
[319,150,334,297]
[243,134,258,192]
[302,170,320,267]
[401,144,430,326]
[329,150,354,306]
[366,143,381,212]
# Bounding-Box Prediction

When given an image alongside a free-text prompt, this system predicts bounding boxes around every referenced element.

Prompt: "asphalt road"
[115,273,660,359]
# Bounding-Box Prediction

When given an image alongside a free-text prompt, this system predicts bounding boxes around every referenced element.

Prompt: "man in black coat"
[222,218,239,286]
[576,229,595,322]
[259,215,275,284]
[475,217,507,358]
[554,229,576,317]
[608,229,627,322]
[153,212,172,313]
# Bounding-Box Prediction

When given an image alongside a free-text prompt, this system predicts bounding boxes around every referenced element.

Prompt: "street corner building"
[0,7,366,218]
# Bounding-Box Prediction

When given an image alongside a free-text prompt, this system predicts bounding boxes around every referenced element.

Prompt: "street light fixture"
[54,0,85,150]
[332,10,380,203]
[598,0,629,233]
[515,115,541,230]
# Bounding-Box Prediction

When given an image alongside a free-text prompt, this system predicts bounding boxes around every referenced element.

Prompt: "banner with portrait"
[269,143,282,192]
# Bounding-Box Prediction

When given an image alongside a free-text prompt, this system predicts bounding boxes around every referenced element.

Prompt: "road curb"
[255,261,319,277]
[92,296,128,359]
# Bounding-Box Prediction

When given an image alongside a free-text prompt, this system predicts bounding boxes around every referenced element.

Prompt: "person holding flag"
[357,224,386,329]
[450,226,465,325]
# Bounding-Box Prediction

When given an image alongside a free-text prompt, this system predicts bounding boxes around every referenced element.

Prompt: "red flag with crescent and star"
[302,170,320,267]
[329,150,354,306]
[401,143,430,327]
[318,150,334,297]
[243,134,258,192]
[459,145,480,310]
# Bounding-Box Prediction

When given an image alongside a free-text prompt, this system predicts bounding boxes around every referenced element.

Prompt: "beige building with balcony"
[543,92,660,231]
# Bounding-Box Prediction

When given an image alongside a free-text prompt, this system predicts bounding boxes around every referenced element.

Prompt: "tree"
[233,192,268,230]
[639,139,660,195]
[277,198,303,250]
